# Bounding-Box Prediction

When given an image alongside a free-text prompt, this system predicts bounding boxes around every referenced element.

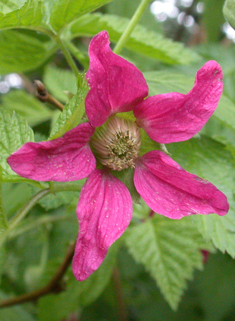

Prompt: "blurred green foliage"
[0,0,235,320]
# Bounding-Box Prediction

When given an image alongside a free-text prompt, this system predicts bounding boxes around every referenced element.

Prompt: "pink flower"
[7,31,229,281]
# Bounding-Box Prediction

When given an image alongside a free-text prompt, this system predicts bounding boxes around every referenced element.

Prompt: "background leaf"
[0,30,57,74]
[66,13,200,65]
[43,65,77,103]
[194,252,235,321]
[0,110,34,176]
[49,74,88,139]
[38,190,80,210]
[0,0,26,14]
[0,0,44,29]
[38,242,119,321]
[49,0,112,32]
[223,0,235,30]
[0,90,53,126]
[125,214,213,310]
[2,183,34,217]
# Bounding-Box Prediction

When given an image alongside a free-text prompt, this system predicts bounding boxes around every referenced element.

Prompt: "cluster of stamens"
[91,116,141,171]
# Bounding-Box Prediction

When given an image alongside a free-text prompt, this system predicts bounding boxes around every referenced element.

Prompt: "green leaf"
[125,215,213,310]
[2,183,33,217]
[0,247,6,283]
[0,30,57,74]
[168,136,235,258]
[214,95,235,131]
[223,0,235,30]
[144,70,235,132]
[193,44,235,102]
[38,242,119,321]
[0,0,44,29]
[50,0,112,32]
[0,0,25,14]
[0,90,53,126]
[78,241,119,306]
[112,168,140,204]
[202,116,235,158]
[38,190,79,210]
[66,13,200,65]
[195,253,235,321]
[38,217,78,285]
[144,70,194,94]
[43,65,77,103]
[49,74,88,139]
[0,110,34,176]
[133,200,152,220]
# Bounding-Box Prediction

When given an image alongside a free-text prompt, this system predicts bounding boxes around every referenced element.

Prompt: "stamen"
[91,117,141,171]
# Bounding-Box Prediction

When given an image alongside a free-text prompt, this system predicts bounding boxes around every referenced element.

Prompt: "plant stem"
[0,183,81,246]
[1,176,48,189]
[9,189,51,233]
[113,0,151,55]
[112,267,128,321]
[9,214,74,239]
[65,41,89,70]
[0,168,8,229]
[9,184,81,229]
[54,36,80,78]
[0,242,76,308]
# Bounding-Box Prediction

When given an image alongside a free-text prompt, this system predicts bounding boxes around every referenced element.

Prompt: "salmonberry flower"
[8,31,229,281]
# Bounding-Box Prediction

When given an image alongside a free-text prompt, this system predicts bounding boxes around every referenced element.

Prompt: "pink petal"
[72,169,132,281]
[7,123,96,182]
[85,31,148,127]
[134,61,223,143]
[134,150,229,219]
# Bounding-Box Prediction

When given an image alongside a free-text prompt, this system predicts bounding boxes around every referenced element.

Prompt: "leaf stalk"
[113,0,151,54]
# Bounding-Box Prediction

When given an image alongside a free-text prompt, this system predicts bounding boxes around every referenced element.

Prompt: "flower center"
[91,116,141,171]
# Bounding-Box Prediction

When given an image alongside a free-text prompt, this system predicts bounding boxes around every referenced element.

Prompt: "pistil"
[91,117,141,171]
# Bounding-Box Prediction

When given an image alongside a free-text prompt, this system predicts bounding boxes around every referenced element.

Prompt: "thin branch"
[35,80,64,111]
[112,267,128,321]
[8,189,51,233]
[54,36,80,79]
[0,242,76,308]
[0,183,81,247]
[113,0,151,54]
[65,41,89,70]
[8,213,74,239]
[0,168,8,229]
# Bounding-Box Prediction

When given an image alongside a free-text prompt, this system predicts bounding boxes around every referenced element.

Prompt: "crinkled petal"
[85,30,148,127]
[72,169,132,281]
[134,61,223,143]
[134,151,229,219]
[7,123,96,182]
